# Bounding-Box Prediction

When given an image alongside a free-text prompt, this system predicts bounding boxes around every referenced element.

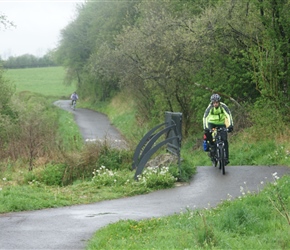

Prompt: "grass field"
[4,66,75,98]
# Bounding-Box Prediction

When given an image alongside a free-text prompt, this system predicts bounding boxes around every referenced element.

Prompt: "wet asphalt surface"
[0,100,289,250]
[53,100,128,149]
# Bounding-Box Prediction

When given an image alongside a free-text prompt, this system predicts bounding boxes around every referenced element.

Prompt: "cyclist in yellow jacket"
[203,94,233,165]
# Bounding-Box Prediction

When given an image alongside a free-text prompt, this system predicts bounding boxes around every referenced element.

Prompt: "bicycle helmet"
[210,93,221,102]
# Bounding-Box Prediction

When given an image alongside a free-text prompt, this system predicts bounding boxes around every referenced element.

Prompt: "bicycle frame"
[72,100,76,110]
[211,127,227,175]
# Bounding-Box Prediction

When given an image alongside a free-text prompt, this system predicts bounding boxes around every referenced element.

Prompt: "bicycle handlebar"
[211,127,228,132]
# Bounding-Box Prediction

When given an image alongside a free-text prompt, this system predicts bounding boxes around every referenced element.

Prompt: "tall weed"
[247,98,288,140]
[61,141,133,185]
[24,163,66,186]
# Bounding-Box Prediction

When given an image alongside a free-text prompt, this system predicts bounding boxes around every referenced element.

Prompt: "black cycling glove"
[227,125,233,132]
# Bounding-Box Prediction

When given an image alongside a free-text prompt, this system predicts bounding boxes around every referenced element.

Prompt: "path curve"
[0,101,289,250]
[53,100,128,148]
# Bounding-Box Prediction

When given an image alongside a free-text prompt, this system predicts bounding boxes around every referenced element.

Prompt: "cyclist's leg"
[220,128,229,165]
[224,139,228,155]
[207,123,215,143]
[207,123,215,159]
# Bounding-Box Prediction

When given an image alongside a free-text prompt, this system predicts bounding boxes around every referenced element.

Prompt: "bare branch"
[194,82,242,107]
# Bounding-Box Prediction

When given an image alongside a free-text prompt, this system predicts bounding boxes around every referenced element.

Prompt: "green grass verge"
[54,107,83,151]
[0,167,179,213]
[86,174,290,249]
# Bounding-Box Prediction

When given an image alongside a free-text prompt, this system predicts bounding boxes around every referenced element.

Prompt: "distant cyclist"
[203,93,233,165]
[70,92,79,106]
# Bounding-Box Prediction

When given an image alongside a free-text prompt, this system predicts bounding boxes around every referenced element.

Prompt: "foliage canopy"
[55,0,290,135]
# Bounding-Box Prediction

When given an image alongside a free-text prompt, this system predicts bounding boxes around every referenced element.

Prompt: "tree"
[95,1,248,133]
[56,0,290,135]
[250,0,290,113]
[0,68,17,154]
[56,1,141,101]
[0,13,14,30]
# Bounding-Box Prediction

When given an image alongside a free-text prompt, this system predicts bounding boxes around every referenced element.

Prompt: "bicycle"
[72,100,76,111]
[208,127,228,175]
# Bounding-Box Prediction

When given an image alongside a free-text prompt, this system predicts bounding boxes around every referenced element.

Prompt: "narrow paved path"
[0,101,289,250]
[53,100,128,148]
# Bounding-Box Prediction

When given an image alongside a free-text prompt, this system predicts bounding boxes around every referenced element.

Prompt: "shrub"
[248,98,287,139]
[136,166,176,189]
[61,142,133,185]
[92,166,127,187]
[92,165,176,190]
[24,163,66,186]
[97,147,132,171]
[40,163,66,186]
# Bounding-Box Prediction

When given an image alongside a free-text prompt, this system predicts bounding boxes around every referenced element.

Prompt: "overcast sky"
[0,0,85,59]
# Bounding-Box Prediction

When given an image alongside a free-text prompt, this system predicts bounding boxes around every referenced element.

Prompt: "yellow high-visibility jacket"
[203,102,233,130]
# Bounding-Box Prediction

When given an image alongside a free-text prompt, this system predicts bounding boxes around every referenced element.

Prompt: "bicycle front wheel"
[219,146,225,175]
